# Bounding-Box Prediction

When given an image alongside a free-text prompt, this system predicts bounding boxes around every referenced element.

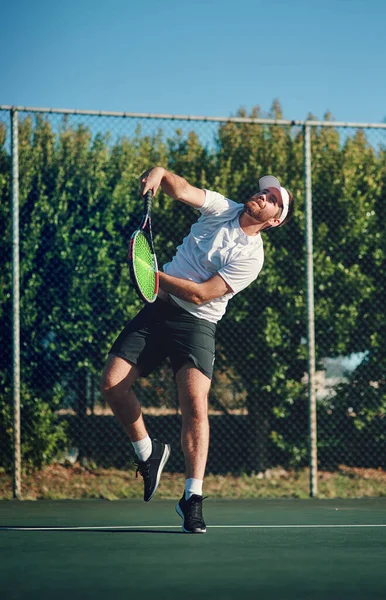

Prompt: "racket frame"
[128,190,159,303]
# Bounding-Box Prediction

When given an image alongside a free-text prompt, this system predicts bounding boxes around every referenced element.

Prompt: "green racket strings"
[133,231,157,301]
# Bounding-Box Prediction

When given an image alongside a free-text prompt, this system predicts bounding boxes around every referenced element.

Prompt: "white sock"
[132,436,152,462]
[185,478,203,500]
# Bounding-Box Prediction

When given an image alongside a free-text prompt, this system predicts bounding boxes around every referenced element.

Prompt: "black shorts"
[109,298,217,380]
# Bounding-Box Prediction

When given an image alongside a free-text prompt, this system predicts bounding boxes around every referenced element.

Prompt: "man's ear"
[264,217,281,230]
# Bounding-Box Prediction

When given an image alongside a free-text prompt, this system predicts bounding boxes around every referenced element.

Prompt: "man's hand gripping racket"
[128,190,159,303]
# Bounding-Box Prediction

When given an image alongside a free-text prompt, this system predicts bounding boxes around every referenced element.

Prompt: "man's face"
[243,187,283,223]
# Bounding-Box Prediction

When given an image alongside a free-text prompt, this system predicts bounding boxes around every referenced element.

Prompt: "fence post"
[304,123,318,497]
[11,107,21,499]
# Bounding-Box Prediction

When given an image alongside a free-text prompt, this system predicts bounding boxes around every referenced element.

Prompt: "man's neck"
[239,212,265,236]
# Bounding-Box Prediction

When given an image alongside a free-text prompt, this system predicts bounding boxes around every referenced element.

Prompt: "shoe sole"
[146,444,171,502]
[175,502,207,534]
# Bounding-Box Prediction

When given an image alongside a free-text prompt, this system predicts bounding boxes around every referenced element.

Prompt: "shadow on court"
[1,526,184,534]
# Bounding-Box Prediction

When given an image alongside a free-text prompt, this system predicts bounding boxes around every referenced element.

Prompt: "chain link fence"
[1,107,385,496]
[311,124,386,473]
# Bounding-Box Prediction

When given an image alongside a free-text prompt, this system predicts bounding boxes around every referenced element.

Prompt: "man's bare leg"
[100,354,146,441]
[175,362,210,533]
[100,354,170,501]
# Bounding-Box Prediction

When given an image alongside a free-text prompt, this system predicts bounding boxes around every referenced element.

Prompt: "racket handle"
[144,190,153,214]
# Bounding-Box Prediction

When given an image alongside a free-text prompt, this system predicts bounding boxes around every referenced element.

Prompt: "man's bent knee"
[100,355,139,402]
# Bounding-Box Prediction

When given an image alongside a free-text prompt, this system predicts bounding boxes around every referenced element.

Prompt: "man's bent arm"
[141,166,205,208]
[159,272,232,305]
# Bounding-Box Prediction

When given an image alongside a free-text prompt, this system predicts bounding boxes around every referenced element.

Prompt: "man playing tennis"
[101,167,294,533]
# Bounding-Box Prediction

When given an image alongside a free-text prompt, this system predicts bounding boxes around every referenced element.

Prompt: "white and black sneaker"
[134,439,171,502]
[176,493,207,533]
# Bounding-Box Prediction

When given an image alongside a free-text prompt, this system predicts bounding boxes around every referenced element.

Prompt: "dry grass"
[1,464,386,501]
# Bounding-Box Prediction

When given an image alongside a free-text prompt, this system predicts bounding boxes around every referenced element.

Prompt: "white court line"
[1,524,386,531]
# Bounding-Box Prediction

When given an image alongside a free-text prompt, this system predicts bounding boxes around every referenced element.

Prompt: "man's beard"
[243,202,263,221]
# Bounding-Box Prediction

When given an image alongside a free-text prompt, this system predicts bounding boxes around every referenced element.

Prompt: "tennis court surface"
[1,497,386,599]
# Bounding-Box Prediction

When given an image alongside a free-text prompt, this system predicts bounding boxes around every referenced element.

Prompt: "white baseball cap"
[259,175,290,224]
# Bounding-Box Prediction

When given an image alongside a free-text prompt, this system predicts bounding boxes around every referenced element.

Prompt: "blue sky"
[1,0,386,124]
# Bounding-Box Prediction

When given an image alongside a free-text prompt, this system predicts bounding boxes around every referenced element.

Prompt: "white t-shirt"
[163,190,265,323]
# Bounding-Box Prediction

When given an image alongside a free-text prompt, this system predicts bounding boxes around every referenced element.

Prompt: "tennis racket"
[128,190,159,303]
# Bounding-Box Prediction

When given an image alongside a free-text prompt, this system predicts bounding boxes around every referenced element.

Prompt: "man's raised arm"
[140,166,205,208]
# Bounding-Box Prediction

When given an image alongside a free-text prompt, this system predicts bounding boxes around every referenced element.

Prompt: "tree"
[1,106,385,474]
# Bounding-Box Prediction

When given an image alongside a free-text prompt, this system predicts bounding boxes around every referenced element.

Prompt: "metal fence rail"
[1,105,385,498]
